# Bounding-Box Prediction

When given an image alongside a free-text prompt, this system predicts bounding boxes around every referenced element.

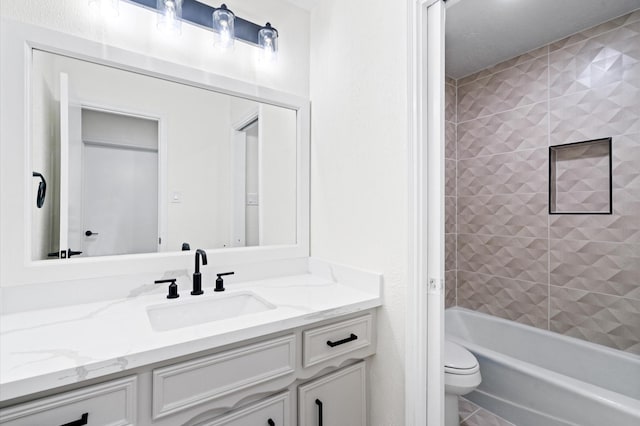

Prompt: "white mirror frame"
[0,19,310,286]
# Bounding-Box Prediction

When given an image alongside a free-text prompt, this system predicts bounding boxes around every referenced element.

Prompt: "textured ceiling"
[446,0,640,79]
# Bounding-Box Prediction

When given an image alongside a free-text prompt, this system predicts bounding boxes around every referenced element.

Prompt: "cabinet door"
[196,391,290,426]
[298,362,366,426]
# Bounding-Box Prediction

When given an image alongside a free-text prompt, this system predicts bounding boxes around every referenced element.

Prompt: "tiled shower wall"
[444,10,640,354]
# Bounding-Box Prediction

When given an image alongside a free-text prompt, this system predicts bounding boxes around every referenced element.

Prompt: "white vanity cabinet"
[0,310,376,426]
[298,362,366,426]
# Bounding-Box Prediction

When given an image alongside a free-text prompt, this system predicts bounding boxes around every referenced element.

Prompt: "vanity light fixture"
[212,4,235,50]
[258,23,279,62]
[105,0,278,60]
[157,0,182,35]
[89,0,120,18]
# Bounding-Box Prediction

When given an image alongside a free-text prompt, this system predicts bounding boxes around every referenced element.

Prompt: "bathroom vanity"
[0,260,381,425]
[0,15,380,426]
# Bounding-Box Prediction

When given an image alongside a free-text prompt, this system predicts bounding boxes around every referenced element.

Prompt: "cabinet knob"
[267,419,275,426]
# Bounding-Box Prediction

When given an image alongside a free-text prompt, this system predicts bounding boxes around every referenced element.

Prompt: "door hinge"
[427,278,443,295]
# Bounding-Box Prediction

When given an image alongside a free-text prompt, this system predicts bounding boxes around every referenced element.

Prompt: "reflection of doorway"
[231,109,260,247]
[244,120,259,246]
[71,108,159,257]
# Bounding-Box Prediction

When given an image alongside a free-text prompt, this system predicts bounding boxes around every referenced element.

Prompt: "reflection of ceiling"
[446,0,640,79]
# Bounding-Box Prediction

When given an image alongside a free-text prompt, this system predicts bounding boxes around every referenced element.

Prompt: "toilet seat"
[444,340,479,375]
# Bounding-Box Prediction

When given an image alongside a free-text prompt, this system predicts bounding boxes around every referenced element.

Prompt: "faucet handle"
[155,278,179,299]
[215,272,234,292]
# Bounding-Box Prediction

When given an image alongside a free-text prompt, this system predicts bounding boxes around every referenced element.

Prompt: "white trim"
[406,0,446,425]
[0,19,310,286]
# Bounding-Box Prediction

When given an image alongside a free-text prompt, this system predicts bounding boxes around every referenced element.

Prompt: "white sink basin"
[146,291,276,332]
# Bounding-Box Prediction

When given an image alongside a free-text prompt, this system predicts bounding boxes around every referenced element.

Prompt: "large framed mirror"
[0,20,309,285]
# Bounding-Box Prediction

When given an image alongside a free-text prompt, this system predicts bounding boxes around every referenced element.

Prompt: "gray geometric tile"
[459,398,480,423]
[611,134,640,190]
[457,101,548,159]
[446,158,457,196]
[549,202,640,244]
[550,286,640,354]
[550,239,640,300]
[457,193,548,238]
[549,80,640,146]
[550,9,640,52]
[458,271,548,330]
[446,270,457,308]
[458,56,548,122]
[446,233,456,272]
[446,81,457,123]
[549,21,640,98]
[460,408,517,426]
[457,148,547,196]
[458,234,548,283]
[445,195,456,234]
[446,120,457,159]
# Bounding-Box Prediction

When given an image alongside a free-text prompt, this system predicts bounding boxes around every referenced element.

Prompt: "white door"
[407,1,446,425]
[82,143,158,256]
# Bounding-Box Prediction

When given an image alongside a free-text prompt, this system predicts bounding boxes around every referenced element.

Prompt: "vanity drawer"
[0,376,137,426]
[195,391,290,426]
[302,314,372,368]
[152,334,295,419]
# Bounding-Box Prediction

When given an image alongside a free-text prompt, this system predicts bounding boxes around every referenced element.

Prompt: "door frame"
[406,0,446,425]
[231,106,259,247]
[72,101,166,255]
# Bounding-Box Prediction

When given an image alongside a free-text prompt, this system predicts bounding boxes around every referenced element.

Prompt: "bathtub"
[445,307,640,426]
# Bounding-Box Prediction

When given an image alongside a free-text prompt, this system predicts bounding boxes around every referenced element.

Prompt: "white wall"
[310,0,409,424]
[0,0,310,99]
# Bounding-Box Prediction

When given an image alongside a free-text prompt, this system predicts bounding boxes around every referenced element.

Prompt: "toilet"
[444,340,482,426]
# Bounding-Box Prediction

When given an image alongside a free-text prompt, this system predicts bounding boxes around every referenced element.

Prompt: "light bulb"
[157,0,182,35]
[258,23,278,63]
[212,4,235,50]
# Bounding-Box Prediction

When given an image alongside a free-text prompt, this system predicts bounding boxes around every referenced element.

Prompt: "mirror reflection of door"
[71,108,159,257]
[244,120,260,247]
[231,115,260,248]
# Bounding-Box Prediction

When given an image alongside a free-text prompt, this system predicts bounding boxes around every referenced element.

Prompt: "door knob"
[85,230,99,236]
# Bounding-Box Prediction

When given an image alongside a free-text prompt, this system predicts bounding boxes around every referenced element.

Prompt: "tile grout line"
[547,44,552,331]
[455,77,459,307]
[457,98,546,125]
[459,407,481,423]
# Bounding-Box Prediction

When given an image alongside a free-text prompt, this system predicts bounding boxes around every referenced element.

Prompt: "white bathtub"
[445,307,640,426]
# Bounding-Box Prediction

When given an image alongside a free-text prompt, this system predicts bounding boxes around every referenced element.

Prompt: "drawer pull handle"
[315,399,323,426]
[60,413,88,426]
[268,419,275,426]
[326,333,358,347]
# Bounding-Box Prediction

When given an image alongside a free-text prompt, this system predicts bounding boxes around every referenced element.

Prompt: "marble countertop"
[0,269,381,402]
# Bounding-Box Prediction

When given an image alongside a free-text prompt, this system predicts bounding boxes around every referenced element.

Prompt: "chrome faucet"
[192,249,207,295]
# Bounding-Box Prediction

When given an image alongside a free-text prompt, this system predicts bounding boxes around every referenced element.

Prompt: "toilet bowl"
[444,340,481,426]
